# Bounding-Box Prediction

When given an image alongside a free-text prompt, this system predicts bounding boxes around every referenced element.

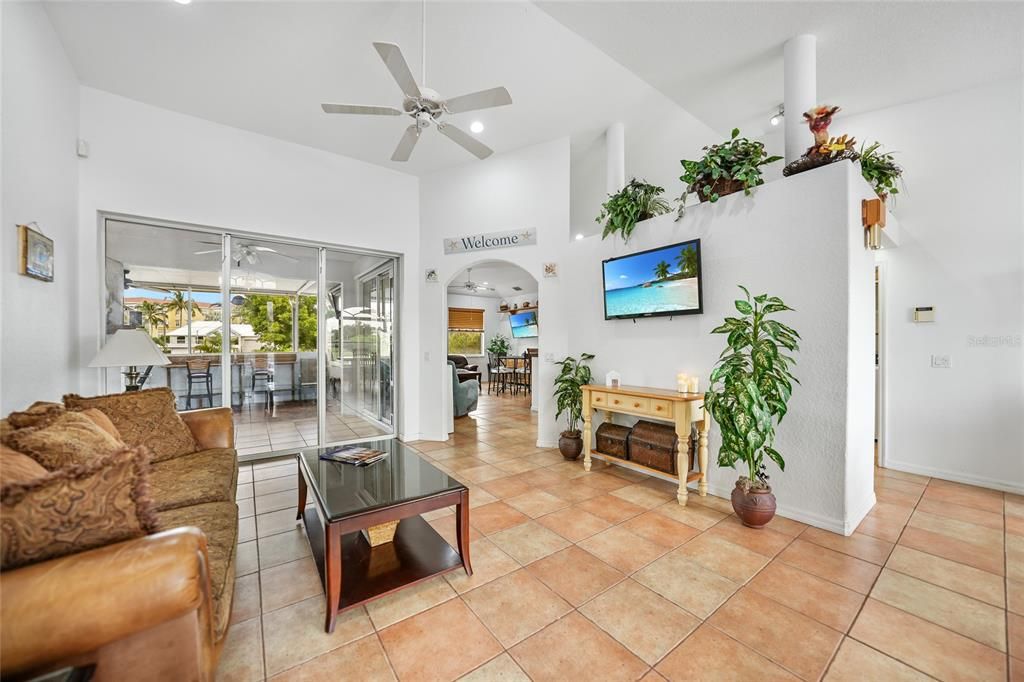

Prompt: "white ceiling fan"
[454,268,495,293]
[320,1,512,162]
[193,241,299,266]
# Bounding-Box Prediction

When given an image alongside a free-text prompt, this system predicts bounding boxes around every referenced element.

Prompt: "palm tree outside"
[137,301,168,342]
[166,290,198,328]
[653,260,671,280]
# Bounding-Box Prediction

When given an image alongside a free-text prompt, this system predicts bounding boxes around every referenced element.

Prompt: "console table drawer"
[609,395,649,413]
[591,391,608,407]
[649,399,674,418]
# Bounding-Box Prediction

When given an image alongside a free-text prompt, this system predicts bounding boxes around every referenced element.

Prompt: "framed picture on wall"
[18,224,54,282]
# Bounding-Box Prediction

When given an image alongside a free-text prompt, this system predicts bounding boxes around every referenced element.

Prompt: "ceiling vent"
[511,286,522,291]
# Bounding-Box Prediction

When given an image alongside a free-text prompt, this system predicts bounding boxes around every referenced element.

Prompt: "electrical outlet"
[931,354,952,369]
[423,351,430,362]
[544,352,555,362]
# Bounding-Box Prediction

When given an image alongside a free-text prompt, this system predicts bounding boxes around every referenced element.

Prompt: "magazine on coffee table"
[319,445,388,466]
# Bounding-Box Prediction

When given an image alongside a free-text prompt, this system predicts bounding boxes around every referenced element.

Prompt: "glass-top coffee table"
[295,439,472,633]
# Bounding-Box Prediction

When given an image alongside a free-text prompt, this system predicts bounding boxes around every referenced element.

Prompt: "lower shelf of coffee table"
[303,507,464,612]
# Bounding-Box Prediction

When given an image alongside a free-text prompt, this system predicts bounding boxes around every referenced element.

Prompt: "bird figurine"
[803,105,841,147]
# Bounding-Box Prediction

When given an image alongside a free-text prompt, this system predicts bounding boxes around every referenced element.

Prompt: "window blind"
[448,307,484,331]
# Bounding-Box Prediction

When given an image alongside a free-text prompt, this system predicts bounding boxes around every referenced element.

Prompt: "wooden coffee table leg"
[323,523,342,633]
[455,490,473,576]
[296,469,307,520]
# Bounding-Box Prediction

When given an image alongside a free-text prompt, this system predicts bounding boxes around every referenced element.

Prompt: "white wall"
[762,79,1024,493]
[0,3,81,412]
[75,88,424,439]
[419,138,571,445]
[565,162,876,533]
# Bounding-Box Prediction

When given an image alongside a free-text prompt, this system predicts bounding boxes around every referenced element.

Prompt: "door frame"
[354,259,398,432]
[875,260,889,469]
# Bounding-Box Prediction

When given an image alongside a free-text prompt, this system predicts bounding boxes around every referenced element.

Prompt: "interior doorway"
[874,262,887,468]
[442,260,539,432]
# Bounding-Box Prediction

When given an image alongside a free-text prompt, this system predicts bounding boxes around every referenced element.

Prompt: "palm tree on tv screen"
[654,260,671,280]
[676,246,698,278]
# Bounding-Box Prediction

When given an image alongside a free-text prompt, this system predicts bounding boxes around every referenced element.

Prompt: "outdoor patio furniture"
[185,358,213,409]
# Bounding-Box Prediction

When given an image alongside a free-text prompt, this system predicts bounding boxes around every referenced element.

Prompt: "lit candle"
[689,376,700,393]
[677,372,689,393]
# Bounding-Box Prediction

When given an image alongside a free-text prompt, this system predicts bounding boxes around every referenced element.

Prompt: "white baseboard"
[398,432,420,443]
[536,439,556,449]
[702,481,849,535]
[884,459,1024,495]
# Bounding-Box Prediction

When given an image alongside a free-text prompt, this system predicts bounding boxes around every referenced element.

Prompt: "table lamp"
[89,328,170,391]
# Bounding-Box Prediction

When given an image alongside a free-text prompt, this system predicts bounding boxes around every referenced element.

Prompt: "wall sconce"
[862,198,886,250]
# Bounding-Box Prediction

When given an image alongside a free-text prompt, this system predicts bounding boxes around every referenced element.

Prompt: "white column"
[783,34,817,165]
[606,122,625,194]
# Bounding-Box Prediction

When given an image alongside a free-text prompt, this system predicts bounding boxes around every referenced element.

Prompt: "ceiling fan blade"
[391,124,421,162]
[193,249,220,255]
[372,42,421,99]
[197,240,221,246]
[443,86,512,114]
[321,103,403,116]
[437,122,493,160]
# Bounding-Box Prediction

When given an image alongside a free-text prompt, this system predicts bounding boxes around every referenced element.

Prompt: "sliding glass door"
[102,218,399,460]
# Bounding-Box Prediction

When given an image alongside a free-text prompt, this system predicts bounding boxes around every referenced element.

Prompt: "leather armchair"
[447,354,479,373]
[449,361,480,417]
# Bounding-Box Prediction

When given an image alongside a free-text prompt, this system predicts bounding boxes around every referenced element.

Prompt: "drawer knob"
[656,406,663,411]
[633,402,641,408]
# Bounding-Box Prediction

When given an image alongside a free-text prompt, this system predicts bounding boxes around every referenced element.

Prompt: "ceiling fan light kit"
[320,2,512,162]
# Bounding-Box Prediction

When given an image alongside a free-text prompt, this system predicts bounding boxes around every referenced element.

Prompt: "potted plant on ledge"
[676,128,782,219]
[553,352,595,460]
[859,141,903,203]
[596,178,670,242]
[704,287,800,528]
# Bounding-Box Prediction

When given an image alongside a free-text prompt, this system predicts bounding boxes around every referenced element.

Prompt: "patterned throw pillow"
[4,412,124,471]
[64,388,197,463]
[6,401,65,429]
[0,446,48,486]
[0,446,158,570]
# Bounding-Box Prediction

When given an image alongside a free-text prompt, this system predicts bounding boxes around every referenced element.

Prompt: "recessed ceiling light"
[470,121,484,134]
[174,0,192,5]
[769,104,784,126]
[575,233,584,240]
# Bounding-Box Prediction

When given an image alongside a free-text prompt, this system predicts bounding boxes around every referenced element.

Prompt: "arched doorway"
[441,259,540,434]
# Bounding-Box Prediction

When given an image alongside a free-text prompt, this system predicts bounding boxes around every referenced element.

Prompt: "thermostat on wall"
[914,306,935,323]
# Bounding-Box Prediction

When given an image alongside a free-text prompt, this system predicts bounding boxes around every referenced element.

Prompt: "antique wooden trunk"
[595,422,631,459]
[628,420,689,475]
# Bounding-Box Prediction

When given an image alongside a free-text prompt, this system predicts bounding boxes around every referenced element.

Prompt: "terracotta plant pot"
[558,431,583,461]
[696,178,745,203]
[731,480,777,529]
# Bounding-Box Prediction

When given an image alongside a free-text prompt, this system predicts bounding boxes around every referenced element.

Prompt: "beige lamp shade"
[90,329,171,368]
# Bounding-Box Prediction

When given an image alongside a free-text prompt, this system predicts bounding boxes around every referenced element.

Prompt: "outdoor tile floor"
[232,398,389,457]
[219,391,1022,681]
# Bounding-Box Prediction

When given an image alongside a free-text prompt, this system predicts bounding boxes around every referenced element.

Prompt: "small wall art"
[18,224,54,282]
[425,268,439,283]
[543,262,558,278]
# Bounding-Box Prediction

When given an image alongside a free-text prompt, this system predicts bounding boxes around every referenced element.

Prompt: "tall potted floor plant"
[553,353,595,460]
[704,287,800,528]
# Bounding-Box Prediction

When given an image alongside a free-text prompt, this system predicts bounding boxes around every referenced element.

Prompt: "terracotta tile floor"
[220,392,1021,681]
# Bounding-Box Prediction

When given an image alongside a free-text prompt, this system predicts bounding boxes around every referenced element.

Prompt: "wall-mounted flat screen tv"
[602,238,703,320]
[509,310,538,338]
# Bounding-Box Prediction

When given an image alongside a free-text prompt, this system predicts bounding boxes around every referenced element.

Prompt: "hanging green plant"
[859,141,903,201]
[596,178,670,242]
[676,128,782,219]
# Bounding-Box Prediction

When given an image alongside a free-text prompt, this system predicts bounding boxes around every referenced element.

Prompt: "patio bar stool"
[185,358,214,410]
[249,355,275,414]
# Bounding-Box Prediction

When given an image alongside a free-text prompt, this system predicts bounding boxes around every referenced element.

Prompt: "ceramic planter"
[558,431,583,461]
[731,480,777,529]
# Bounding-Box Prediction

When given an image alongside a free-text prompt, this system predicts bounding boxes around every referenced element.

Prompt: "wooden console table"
[582,384,709,505]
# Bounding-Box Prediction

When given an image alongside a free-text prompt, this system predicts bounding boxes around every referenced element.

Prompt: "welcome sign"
[444,228,536,255]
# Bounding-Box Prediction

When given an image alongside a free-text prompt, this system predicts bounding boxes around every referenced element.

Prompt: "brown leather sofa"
[0,407,239,682]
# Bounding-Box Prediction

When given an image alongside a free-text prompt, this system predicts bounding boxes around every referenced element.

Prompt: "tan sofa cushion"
[154,501,238,640]
[64,389,197,462]
[4,411,124,471]
[0,446,48,485]
[6,401,65,429]
[148,448,238,512]
[0,446,158,570]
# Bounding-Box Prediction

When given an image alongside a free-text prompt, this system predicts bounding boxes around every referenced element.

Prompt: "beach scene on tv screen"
[510,310,538,338]
[604,242,700,317]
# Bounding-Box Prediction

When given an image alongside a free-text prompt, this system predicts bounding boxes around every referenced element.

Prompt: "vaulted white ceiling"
[44,0,703,175]
[536,1,1024,137]
[447,261,537,300]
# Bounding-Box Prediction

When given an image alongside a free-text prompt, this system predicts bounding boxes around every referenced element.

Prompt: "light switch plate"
[931,354,952,369]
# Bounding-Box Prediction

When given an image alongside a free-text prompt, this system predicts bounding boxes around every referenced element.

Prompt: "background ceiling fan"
[455,268,495,292]
[193,241,298,265]
[320,2,512,162]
